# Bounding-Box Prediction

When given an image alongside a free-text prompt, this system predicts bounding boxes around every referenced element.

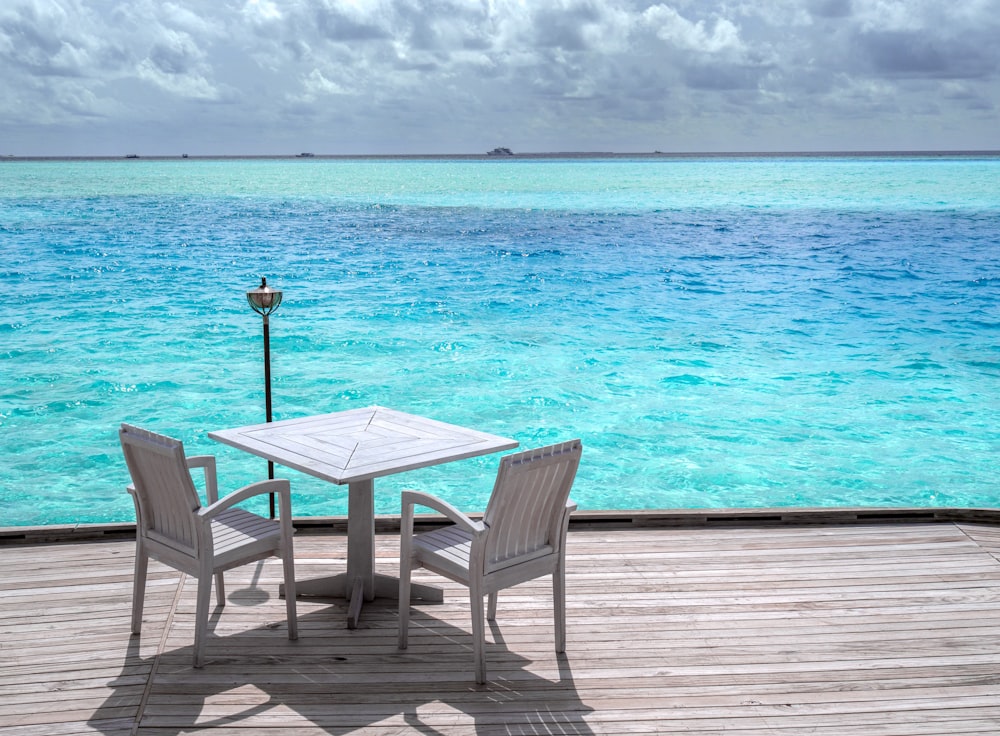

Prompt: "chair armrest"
[186,455,219,504]
[401,490,485,535]
[126,484,141,527]
[551,498,578,553]
[198,479,291,521]
[186,455,216,471]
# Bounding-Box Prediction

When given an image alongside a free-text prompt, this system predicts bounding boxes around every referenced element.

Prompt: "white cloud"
[297,67,350,99]
[642,5,743,54]
[136,62,219,101]
[243,0,283,24]
[161,1,218,35]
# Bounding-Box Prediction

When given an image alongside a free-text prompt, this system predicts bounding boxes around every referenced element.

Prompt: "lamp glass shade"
[246,277,282,316]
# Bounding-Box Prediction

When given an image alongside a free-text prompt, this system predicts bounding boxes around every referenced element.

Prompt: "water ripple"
[2,157,1000,525]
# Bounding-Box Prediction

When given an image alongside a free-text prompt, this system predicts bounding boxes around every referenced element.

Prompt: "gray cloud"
[0,1,97,76]
[858,30,996,79]
[1,0,998,155]
[683,61,768,91]
[311,3,389,43]
[810,0,852,20]
[148,32,201,76]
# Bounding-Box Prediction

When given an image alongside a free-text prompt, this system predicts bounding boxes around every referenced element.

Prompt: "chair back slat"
[482,439,581,573]
[120,423,202,557]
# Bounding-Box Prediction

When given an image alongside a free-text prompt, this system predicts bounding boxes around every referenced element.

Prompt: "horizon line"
[4,149,1000,162]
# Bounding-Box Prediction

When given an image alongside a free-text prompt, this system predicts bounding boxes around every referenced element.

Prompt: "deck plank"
[1,521,999,734]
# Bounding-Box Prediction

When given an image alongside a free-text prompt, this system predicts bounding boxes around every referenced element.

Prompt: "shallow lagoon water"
[2,155,999,526]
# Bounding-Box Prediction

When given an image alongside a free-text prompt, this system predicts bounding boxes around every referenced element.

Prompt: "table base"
[280,574,443,629]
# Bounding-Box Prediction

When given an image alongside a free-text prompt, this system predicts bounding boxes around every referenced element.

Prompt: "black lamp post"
[246,277,282,517]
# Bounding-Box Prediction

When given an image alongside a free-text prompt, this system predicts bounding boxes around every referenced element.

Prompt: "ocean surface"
[2,154,1000,527]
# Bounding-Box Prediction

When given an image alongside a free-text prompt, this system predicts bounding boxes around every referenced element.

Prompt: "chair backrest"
[120,423,203,559]
[481,439,582,573]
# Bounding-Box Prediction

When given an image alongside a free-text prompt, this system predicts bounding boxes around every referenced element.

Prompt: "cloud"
[0,0,99,77]
[642,5,743,54]
[310,0,391,43]
[810,0,853,19]
[857,29,997,79]
[297,67,350,100]
[1,0,999,155]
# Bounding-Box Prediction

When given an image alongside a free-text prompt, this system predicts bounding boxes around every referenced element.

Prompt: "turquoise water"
[3,155,1000,527]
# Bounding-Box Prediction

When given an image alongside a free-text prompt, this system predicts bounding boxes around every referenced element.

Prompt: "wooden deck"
[3,518,1000,734]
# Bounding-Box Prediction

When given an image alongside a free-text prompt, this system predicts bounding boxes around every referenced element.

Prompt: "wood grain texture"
[207,405,518,485]
[2,521,1000,734]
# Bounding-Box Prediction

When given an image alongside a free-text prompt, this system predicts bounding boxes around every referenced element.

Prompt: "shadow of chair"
[89,599,595,735]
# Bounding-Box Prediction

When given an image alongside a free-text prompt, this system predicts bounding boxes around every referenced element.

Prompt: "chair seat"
[413,526,475,582]
[414,525,556,581]
[211,508,284,569]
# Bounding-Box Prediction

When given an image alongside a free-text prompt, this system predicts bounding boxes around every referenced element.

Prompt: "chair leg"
[214,572,226,607]
[193,572,213,668]
[131,549,148,635]
[470,585,487,684]
[398,555,413,649]
[282,552,298,641]
[487,591,498,621]
[553,564,567,653]
[398,502,414,650]
[276,494,298,641]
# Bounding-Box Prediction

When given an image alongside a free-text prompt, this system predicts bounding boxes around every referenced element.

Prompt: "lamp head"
[246,277,282,317]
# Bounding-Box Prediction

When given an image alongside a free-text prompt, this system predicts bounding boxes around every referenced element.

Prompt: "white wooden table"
[208,406,517,628]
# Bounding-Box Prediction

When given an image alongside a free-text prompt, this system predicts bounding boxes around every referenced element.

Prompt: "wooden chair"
[398,439,582,683]
[119,423,298,667]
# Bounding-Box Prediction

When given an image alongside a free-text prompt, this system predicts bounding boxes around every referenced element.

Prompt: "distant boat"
[487,147,514,156]
[125,154,139,159]
[297,152,315,158]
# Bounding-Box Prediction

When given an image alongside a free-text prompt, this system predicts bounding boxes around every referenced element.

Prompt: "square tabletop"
[208,405,518,485]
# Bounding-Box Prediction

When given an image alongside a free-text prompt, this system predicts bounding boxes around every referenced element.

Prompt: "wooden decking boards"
[2,521,1000,734]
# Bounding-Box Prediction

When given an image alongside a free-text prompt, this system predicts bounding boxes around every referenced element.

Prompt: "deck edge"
[3,506,998,545]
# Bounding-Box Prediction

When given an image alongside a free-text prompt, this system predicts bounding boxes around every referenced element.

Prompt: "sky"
[2,0,999,157]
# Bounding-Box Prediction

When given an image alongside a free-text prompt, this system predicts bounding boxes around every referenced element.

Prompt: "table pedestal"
[281,478,443,629]
[288,573,443,629]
